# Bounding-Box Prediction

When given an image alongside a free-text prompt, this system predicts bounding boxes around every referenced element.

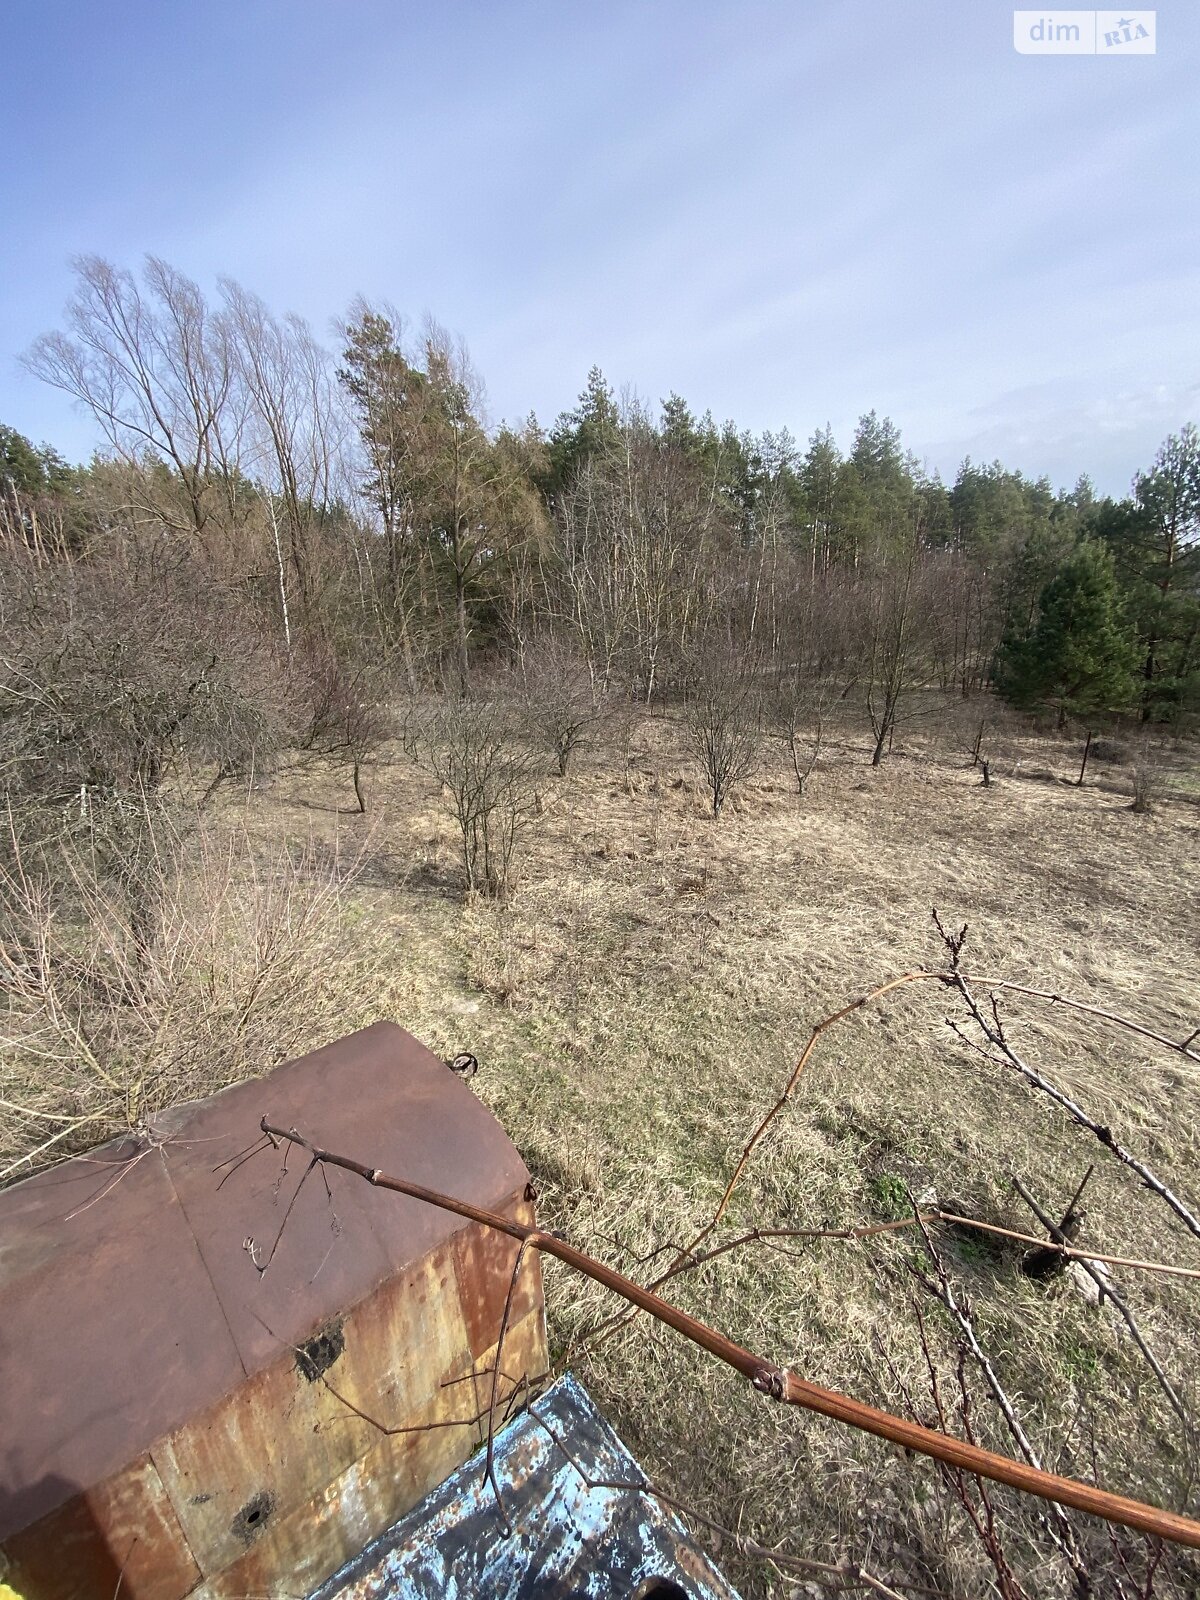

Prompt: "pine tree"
[546,367,621,491]
[1092,424,1200,721]
[995,541,1138,727]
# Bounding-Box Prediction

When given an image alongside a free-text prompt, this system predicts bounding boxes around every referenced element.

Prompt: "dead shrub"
[0,812,357,1181]
[1131,746,1163,814]
[771,673,840,795]
[0,540,291,815]
[297,640,394,811]
[518,634,604,777]
[1089,736,1131,765]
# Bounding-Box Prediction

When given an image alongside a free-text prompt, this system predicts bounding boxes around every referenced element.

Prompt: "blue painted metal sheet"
[311,1373,742,1599]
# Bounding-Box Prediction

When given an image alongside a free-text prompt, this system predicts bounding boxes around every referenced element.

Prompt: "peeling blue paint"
[312,1373,742,1599]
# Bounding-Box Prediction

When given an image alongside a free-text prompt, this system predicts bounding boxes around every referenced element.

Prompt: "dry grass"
[7,708,1200,1594]
[211,709,1200,1595]
[0,815,377,1180]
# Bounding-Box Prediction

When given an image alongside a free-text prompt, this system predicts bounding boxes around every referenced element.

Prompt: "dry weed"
[0,814,369,1179]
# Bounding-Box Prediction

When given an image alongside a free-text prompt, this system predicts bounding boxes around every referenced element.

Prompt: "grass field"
[6,702,1199,1595]
[207,704,1199,1597]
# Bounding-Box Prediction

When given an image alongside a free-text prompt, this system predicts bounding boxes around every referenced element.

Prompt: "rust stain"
[451,1194,543,1359]
[1,1456,200,1600]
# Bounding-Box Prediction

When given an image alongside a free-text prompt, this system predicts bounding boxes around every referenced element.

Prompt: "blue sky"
[2,1,1196,494]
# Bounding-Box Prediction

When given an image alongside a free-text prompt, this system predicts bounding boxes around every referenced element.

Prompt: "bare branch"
[1012,1175,1190,1428]
[257,1117,1200,1551]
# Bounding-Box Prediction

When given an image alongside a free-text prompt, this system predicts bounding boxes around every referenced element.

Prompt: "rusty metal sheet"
[467,1308,550,1440]
[0,1145,246,1541]
[188,1361,490,1600]
[160,1020,531,1376]
[1,1020,540,1585]
[150,1239,476,1577]
[450,1198,544,1361]
[310,1373,742,1600]
[0,1455,200,1600]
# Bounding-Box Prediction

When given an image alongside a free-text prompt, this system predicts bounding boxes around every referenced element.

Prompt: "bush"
[517,635,603,777]
[683,639,761,817]
[1131,744,1163,814]
[297,641,395,811]
[420,694,545,899]
[1089,737,1131,765]
[0,541,290,814]
[0,815,358,1182]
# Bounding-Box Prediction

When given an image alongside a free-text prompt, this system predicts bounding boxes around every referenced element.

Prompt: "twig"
[484,1235,534,1532]
[258,1117,1200,1551]
[910,1206,1091,1594]
[1012,1175,1190,1428]
[935,914,1200,1244]
[955,977,1199,1067]
[931,1213,1200,1282]
[879,1312,1029,1599]
[686,969,944,1256]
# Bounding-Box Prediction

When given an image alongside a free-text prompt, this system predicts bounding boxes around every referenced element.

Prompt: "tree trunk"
[1076,729,1093,787]
[455,573,470,690]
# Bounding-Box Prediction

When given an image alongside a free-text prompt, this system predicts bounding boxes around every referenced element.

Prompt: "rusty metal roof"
[0,1022,530,1542]
[311,1373,743,1600]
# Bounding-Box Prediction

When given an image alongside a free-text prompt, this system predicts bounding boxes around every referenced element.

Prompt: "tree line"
[1,254,1197,842]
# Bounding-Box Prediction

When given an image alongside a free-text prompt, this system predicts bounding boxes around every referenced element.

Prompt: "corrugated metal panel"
[312,1373,742,1600]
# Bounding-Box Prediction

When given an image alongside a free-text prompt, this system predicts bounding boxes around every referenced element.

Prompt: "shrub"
[683,639,761,818]
[518,635,603,777]
[1089,737,1131,765]
[0,540,290,815]
[298,641,394,811]
[0,815,358,1182]
[420,695,544,899]
[1131,745,1163,814]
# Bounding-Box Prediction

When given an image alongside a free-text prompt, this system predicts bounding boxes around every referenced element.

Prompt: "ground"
[19,703,1200,1596]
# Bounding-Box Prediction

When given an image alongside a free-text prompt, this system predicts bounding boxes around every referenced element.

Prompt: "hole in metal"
[232,1491,275,1544]
[296,1319,345,1382]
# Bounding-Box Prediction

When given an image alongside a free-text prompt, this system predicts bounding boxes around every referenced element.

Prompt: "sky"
[1,0,1196,496]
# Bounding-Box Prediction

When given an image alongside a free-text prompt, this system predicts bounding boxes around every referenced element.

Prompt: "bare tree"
[0,539,289,815]
[554,427,730,703]
[858,537,937,766]
[221,281,345,629]
[773,673,831,795]
[420,693,545,899]
[684,638,762,817]
[25,257,242,538]
[1131,736,1164,814]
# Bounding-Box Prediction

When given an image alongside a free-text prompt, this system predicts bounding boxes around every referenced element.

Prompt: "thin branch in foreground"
[954,976,1199,1067]
[929,1212,1200,1282]
[684,969,944,1257]
[258,1117,1200,1551]
[1012,1174,1190,1429]
[934,911,1200,1244]
[876,1313,1029,1600]
[663,943,1198,1302]
[909,1205,1091,1596]
[575,1204,1198,1377]
[483,1235,535,1533]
